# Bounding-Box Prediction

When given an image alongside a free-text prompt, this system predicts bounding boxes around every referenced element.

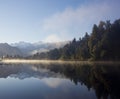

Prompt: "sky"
[0,0,120,43]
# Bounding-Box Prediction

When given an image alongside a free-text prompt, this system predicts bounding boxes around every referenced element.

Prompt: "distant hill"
[11,41,69,56]
[0,43,23,57]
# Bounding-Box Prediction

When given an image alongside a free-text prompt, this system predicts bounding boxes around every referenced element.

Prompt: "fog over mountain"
[11,41,69,56]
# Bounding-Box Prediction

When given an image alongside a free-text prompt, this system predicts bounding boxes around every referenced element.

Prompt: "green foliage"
[31,19,120,61]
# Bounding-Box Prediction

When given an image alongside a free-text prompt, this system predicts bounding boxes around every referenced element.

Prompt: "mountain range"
[0,43,22,57]
[0,41,69,57]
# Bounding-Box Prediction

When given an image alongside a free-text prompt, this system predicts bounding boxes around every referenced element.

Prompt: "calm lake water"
[0,63,120,99]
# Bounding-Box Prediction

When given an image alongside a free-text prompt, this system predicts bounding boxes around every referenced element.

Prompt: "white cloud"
[41,0,120,42]
[44,34,61,43]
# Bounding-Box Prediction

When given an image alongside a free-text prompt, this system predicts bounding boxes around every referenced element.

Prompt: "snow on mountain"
[11,41,34,48]
[11,41,69,56]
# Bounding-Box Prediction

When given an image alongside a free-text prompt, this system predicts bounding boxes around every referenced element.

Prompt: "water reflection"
[0,64,64,79]
[0,63,120,99]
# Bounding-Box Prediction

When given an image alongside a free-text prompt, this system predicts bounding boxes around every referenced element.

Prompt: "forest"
[30,19,120,61]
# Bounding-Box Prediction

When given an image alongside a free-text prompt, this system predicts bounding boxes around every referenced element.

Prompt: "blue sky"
[0,0,120,43]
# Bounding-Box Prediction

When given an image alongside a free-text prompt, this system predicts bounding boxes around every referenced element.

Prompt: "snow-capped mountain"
[11,41,69,56]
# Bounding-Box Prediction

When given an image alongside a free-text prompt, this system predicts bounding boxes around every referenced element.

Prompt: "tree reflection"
[0,63,120,99]
[34,63,120,99]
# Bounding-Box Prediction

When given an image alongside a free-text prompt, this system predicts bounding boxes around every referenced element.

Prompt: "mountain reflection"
[0,63,120,99]
[0,64,64,79]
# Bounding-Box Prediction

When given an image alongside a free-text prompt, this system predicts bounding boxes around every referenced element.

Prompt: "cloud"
[44,34,61,42]
[41,0,120,42]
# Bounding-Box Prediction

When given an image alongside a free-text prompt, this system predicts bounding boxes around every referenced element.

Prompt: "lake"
[0,62,120,99]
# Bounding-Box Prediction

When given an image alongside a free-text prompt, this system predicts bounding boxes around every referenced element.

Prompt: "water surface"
[0,63,120,99]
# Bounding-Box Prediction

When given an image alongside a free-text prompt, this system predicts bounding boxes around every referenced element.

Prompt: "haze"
[0,0,119,43]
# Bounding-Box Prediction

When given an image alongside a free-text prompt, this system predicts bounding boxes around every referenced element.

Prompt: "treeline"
[31,19,120,61]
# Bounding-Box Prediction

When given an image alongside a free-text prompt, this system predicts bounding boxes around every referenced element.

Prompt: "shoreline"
[1,59,120,65]
[1,59,90,64]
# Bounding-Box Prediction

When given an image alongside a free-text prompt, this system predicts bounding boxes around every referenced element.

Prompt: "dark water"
[0,63,120,99]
